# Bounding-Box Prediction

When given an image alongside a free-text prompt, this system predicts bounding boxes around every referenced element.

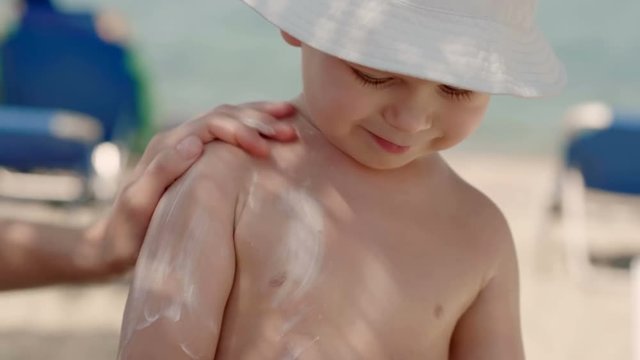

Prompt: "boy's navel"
[433,304,444,319]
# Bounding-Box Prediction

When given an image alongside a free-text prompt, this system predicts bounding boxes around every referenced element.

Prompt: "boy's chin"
[349,152,424,171]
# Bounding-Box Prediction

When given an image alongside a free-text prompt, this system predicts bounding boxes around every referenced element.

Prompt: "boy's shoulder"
[452,172,509,235]
[190,141,258,180]
[445,167,516,279]
[177,141,260,202]
[441,162,509,229]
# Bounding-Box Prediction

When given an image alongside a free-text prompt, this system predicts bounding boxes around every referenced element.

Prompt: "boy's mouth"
[367,131,411,154]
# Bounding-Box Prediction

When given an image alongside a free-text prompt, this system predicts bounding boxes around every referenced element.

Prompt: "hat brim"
[242,0,566,97]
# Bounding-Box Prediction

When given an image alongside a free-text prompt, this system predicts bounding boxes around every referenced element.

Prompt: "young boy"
[118,0,565,358]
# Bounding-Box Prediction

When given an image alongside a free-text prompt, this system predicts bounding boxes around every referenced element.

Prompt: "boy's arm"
[118,144,248,359]
[449,214,525,360]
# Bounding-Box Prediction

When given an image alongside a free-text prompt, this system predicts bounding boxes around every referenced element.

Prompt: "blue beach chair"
[1,7,143,143]
[0,106,105,201]
[0,106,102,174]
[556,102,640,280]
[0,2,145,200]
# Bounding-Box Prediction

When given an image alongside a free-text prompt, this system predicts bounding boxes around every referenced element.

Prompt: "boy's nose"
[382,104,435,133]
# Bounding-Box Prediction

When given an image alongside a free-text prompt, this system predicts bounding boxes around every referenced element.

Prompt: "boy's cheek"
[444,98,490,134]
[432,112,486,150]
[306,79,369,125]
[303,49,380,127]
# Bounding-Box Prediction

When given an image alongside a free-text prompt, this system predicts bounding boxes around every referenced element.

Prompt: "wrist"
[80,220,134,280]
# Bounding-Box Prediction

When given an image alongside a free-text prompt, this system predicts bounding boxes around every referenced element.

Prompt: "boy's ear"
[280,31,302,47]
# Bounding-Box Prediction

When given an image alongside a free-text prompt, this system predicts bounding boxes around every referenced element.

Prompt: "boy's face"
[286,33,491,170]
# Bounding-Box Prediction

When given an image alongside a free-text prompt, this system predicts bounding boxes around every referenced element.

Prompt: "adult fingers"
[182,102,297,144]
[131,101,297,178]
[237,100,297,118]
[164,108,297,156]
[123,136,204,224]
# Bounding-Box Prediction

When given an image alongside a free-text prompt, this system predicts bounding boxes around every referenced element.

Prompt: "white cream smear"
[121,167,327,359]
[267,185,326,359]
[271,186,326,307]
[119,174,219,359]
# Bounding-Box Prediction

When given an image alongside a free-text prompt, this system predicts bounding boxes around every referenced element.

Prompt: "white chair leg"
[90,141,126,201]
[561,168,592,281]
[633,257,640,360]
[549,157,566,214]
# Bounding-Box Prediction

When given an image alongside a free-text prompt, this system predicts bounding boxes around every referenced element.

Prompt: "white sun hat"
[240,0,566,97]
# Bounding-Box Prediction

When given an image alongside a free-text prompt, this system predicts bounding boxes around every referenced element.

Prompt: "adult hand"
[89,101,297,276]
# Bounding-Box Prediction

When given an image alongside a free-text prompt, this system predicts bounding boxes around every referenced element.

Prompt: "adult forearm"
[0,219,110,291]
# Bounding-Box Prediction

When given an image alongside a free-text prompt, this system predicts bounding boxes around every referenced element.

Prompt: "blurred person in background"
[0,102,298,291]
[13,0,130,45]
[3,0,150,150]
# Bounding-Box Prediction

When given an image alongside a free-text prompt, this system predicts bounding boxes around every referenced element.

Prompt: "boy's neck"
[288,95,316,133]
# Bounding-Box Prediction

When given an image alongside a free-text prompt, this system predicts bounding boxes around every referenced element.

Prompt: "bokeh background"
[2,0,638,154]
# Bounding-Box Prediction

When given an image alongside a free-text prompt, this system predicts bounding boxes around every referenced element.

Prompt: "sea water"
[1,0,638,155]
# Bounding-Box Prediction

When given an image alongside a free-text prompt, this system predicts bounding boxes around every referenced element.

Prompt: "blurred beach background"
[3,0,639,155]
[0,0,638,359]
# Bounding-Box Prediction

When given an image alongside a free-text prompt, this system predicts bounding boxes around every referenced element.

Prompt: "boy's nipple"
[269,272,288,288]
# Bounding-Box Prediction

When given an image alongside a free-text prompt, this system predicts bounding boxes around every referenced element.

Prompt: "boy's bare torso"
[212,117,499,359]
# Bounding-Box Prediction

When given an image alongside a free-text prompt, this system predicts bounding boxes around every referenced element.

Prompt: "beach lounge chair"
[556,102,640,280]
[0,3,146,200]
[1,6,143,144]
[0,106,101,174]
[0,106,105,201]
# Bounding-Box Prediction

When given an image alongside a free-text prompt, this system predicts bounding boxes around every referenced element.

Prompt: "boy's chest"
[231,178,485,356]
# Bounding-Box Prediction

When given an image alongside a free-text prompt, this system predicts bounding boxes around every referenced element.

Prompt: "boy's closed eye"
[439,85,474,101]
[350,67,395,88]
[349,65,474,101]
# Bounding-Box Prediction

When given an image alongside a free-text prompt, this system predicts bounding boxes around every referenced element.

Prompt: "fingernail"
[258,125,276,136]
[176,136,202,159]
[273,123,292,132]
[242,118,276,136]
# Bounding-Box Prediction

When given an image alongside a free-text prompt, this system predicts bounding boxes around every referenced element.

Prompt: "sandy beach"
[0,151,634,360]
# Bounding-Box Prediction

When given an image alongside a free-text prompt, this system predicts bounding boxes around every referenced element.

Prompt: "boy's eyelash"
[351,67,473,101]
[439,85,473,101]
[351,68,393,88]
